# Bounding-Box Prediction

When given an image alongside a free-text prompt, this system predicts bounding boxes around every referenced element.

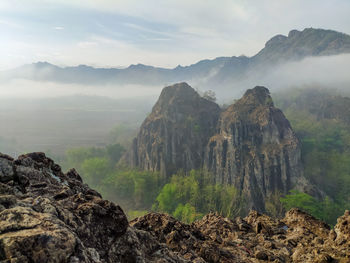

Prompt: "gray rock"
[204,86,306,212]
[123,82,220,178]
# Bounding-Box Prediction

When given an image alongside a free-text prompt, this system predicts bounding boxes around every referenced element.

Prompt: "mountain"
[123,82,220,177]
[123,83,316,212]
[1,28,350,92]
[1,152,350,262]
[253,28,350,63]
[204,86,312,211]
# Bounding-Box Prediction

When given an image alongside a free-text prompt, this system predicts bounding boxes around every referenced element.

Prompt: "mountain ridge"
[1,28,350,90]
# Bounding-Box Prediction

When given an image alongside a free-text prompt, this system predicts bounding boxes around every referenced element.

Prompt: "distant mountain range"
[1,28,350,94]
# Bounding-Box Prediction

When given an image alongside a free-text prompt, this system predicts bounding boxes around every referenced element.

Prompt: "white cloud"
[0,19,24,29]
[0,0,349,69]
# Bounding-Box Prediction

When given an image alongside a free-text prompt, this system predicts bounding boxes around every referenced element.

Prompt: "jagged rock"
[125,83,316,213]
[1,152,350,262]
[124,82,220,177]
[132,209,350,262]
[0,152,185,263]
[205,86,311,212]
[333,210,350,248]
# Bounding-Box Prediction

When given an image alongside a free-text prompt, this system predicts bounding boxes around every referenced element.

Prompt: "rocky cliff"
[1,151,350,263]
[205,86,310,211]
[124,82,220,177]
[126,83,311,212]
[0,152,183,262]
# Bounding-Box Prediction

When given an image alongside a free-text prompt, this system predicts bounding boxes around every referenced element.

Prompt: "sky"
[1,0,350,70]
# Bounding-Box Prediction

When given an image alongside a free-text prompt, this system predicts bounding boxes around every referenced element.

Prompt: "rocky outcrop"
[132,208,350,263]
[126,83,311,212]
[1,151,349,262]
[0,152,184,263]
[124,82,220,177]
[205,86,310,211]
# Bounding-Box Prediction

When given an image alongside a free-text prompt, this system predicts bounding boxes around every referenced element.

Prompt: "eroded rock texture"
[125,82,220,177]
[132,209,350,263]
[205,86,311,211]
[126,83,312,212]
[1,152,349,262]
[0,152,184,263]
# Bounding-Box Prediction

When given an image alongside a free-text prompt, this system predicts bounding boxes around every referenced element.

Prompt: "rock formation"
[0,152,184,262]
[131,209,350,262]
[205,86,310,211]
[126,83,312,212]
[124,82,220,178]
[1,151,349,262]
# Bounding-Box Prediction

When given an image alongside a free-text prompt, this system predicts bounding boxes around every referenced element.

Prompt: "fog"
[1,53,350,158]
[0,81,158,157]
[262,54,350,91]
[227,54,350,100]
[0,79,162,100]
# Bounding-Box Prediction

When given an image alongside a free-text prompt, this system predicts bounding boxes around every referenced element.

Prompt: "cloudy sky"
[1,0,349,70]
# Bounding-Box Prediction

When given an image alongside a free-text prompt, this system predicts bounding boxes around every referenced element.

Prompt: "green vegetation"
[63,145,244,222]
[59,89,350,225]
[62,143,164,215]
[280,190,340,225]
[153,170,245,223]
[274,89,350,225]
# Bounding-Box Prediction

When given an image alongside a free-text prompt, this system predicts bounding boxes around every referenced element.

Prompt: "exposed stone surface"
[1,152,349,262]
[126,83,314,212]
[205,86,312,212]
[132,209,350,263]
[0,152,184,263]
[124,82,220,178]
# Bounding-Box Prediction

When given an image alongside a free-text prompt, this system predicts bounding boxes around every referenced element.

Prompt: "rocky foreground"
[0,152,349,263]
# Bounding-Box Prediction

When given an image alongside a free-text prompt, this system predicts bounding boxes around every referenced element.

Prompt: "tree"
[81,157,110,186]
[106,143,125,164]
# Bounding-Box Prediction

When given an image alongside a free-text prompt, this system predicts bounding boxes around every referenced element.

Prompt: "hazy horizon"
[1,0,350,158]
[1,0,350,70]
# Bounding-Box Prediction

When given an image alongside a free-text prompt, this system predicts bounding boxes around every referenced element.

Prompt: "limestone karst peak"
[124,84,318,212]
[123,82,220,177]
[158,82,198,101]
[240,86,274,107]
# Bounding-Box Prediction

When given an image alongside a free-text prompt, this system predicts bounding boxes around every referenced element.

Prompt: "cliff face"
[205,86,307,211]
[126,84,311,212]
[126,82,220,177]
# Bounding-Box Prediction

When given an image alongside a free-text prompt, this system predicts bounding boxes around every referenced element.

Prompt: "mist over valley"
[1,1,350,262]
